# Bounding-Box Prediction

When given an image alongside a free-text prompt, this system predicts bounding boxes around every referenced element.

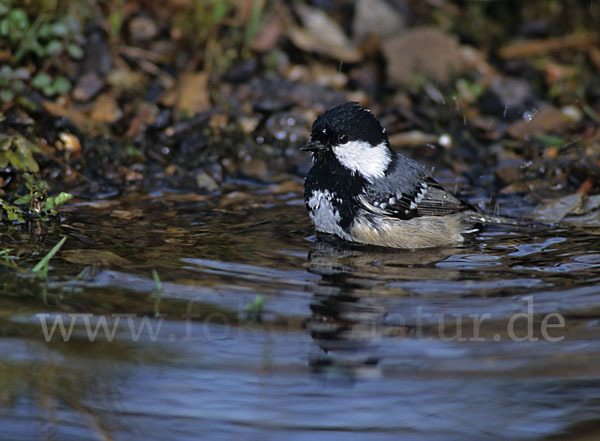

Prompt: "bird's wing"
[357,156,466,220]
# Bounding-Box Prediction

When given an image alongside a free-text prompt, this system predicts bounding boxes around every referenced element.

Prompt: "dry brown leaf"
[499,33,597,59]
[507,106,573,140]
[171,71,210,115]
[62,249,130,267]
[42,101,90,131]
[110,209,144,220]
[90,94,123,123]
[251,15,283,52]
[288,4,361,63]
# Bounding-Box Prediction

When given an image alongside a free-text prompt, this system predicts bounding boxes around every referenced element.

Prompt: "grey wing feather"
[358,153,466,220]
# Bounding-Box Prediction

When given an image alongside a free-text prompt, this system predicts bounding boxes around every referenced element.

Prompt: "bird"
[302,102,492,249]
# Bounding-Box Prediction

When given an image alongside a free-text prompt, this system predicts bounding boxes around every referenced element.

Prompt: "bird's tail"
[462,211,550,231]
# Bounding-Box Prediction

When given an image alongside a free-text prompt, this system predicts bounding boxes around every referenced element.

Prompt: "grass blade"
[32,236,66,274]
[152,269,163,318]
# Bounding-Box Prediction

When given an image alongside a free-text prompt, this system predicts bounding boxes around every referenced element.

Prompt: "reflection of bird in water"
[305,238,464,380]
[306,236,462,283]
[307,286,385,381]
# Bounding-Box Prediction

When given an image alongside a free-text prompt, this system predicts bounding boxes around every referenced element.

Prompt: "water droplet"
[438,134,452,148]
[286,117,296,126]
[523,109,538,121]
[256,136,264,144]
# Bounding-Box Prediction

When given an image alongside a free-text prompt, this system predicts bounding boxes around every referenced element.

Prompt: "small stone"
[383,27,482,86]
[240,158,268,179]
[58,132,81,154]
[480,77,535,121]
[239,116,259,135]
[353,0,406,42]
[196,171,219,191]
[495,159,524,184]
[128,15,159,42]
[73,72,105,102]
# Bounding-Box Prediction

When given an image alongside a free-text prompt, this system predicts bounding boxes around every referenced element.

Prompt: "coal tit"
[302,102,482,248]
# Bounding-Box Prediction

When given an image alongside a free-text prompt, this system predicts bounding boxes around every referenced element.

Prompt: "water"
[2,186,600,440]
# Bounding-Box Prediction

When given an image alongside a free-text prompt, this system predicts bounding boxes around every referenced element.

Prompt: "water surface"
[2,186,600,440]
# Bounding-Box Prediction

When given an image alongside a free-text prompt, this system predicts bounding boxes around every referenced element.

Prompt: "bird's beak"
[300,141,324,152]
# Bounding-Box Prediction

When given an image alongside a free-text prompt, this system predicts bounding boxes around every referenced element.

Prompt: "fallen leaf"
[389,130,438,148]
[288,4,361,63]
[577,177,595,195]
[251,15,283,52]
[170,71,210,116]
[110,209,144,220]
[106,68,149,92]
[507,106,574,140]
[62,249,130,267]
[90,94,123,123]
[499,33,597,59]
[42,101,90,131]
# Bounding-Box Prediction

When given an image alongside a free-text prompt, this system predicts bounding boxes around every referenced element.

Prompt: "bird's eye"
[338,134,349,144]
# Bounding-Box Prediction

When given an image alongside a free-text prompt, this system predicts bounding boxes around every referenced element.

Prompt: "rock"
[263,111,308,145]
[248,77,344,113]
[349,63,380,97]
[73,72,105,102]
[239,116,259,135]
[240,158,268,179]
[353,0,406,42]
[480,77,535,121]
[128,15,159,42]
[57,132,81,154]
[195,171,219,191]
[495,159,525,184]
[80,28,112,75]
[382,27,483,86]
[532,193,584,224]
[225,59,258,83]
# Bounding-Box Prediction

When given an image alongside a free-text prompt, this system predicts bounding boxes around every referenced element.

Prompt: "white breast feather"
[307,190,348,238]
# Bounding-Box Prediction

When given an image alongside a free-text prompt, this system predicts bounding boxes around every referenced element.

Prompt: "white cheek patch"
[332,141,391,181]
